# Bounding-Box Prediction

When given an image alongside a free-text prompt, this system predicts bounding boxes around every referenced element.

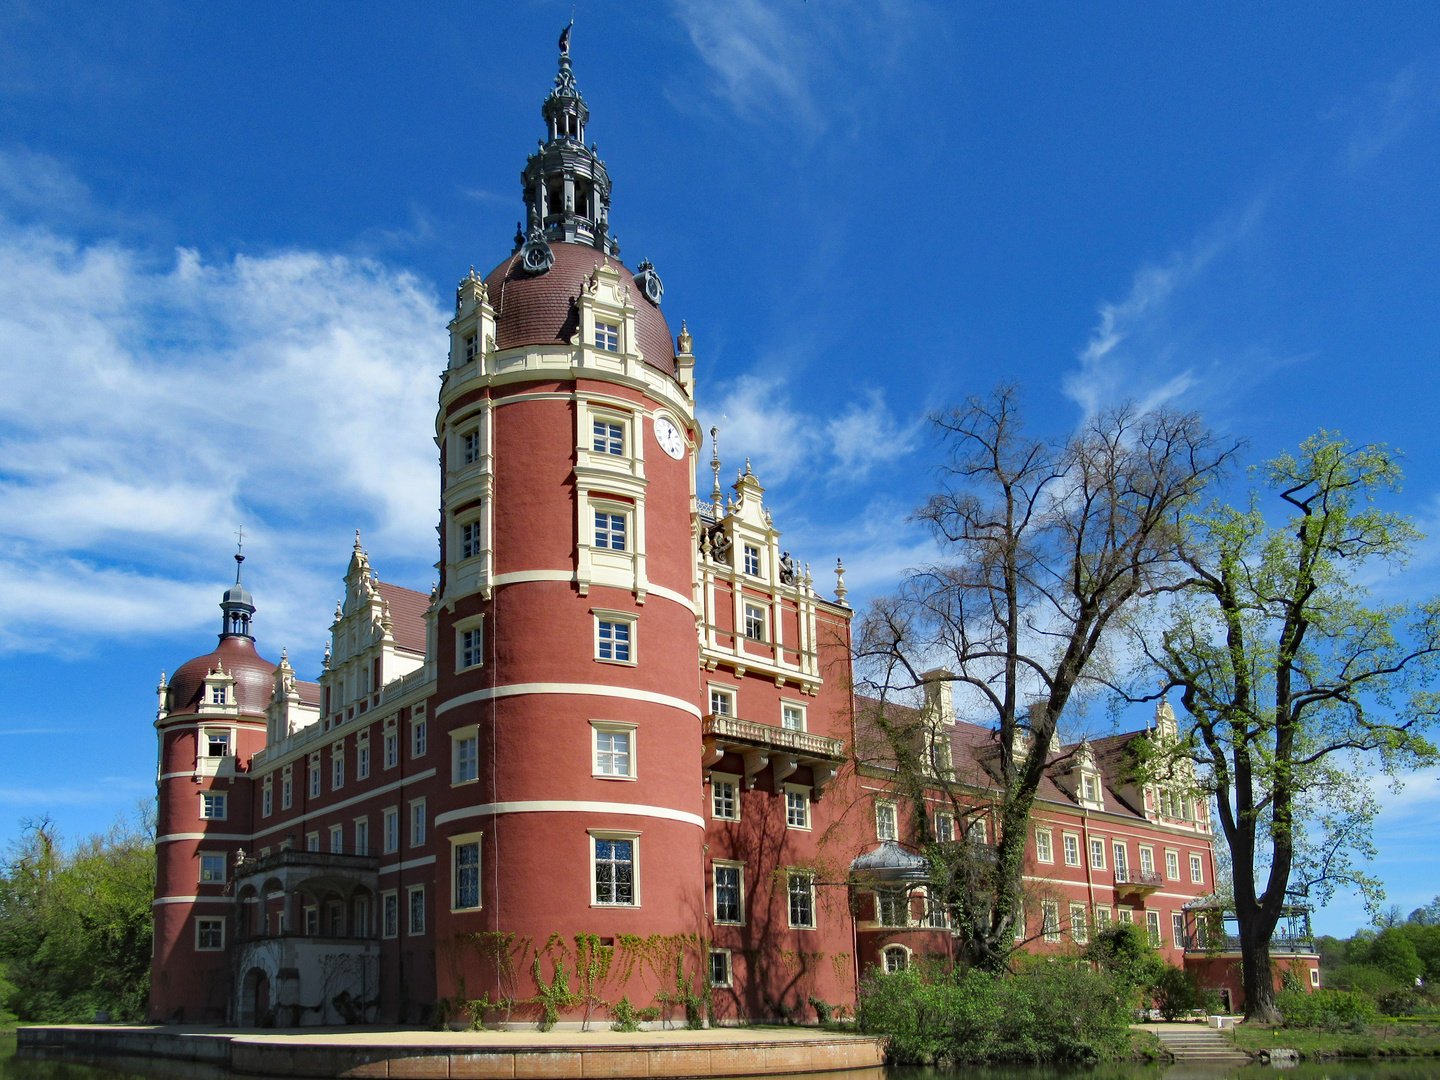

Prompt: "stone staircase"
[1150,1025,1251,1063]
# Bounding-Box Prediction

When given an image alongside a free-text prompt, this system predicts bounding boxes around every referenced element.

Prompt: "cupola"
[219,546,255,641]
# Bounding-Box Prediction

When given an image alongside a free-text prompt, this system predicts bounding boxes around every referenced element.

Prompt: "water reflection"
[4,1037,1437,1080]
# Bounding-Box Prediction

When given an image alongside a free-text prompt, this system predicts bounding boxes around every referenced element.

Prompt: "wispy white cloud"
[1336,55,1440,170]
[0,154,448,658]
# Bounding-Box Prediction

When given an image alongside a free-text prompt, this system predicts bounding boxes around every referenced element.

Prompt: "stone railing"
[701,714,845,761]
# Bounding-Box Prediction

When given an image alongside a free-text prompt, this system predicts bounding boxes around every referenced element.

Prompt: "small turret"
[219,537,254,640]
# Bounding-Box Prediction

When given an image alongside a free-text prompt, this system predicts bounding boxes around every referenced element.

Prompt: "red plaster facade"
[147,36,1315,1027]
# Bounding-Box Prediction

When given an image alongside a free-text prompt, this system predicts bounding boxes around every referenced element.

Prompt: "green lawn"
[1229,1020,1440,1059]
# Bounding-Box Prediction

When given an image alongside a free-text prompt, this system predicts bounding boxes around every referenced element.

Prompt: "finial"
[678,320,693,355]
[354,529,362,550]
[280,647,288,663]
[322,640,331,669]
[234,526,246,582]
[158,670,167,688]
[334,598,343,620]
[710,425,723,511]
[835,558,849,607]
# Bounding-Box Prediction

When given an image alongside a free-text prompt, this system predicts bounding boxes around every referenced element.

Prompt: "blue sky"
[0,1,1437,935]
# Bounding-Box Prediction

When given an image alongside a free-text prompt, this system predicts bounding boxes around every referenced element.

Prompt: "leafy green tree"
[856,386,1233,972]
[1408,895,1440,926]
[1132,433,1440,1022]
[1369,928,1423,986]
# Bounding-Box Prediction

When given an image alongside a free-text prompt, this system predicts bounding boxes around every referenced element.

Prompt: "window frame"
[787,871,816,929]
[784,784,812,831]
[1062,832,1081,867]
[594,320,620,353]
[1171,911,1186,947]
[411,713,428,758]
[1089,836,1107,869]
[198,852,226,884]
[591,721,637,780]
[882,944,910,974]
[934,811,954,843]
[195,917,225,951]
[590,830,641,907]
[1094,906,1113,933]
[712,860,745,926]
[1041,899,1061,943]
[591,505,629,552]
[742,544,761,577]
[409,798,427,847]
[709,948,733,988]
[1035,828,1054,864]
[356,731,371,780]
[200,792,227,820]
[1070,902,1089,944]
[451,831,483,913]
[280,765,293,810]
[710,772,740,821]
[354,816,370,856]
[452,725,480,785]
[455,614,485,672]
[708,686,735,717]
[382,806,400,854]
[592,610,636,666]
[875,800,898,842]
[1138,845,1156,876]
[261,777,274,818]
[407,885,426,936]
[780,700,807,732]
[1189,853,1204,884]
[591,416,626,457]
[331,740,345,791]
[1145,909,1163,947]
[381,890,399,938]
[742,603,766,643]
[1165,849,1180,880]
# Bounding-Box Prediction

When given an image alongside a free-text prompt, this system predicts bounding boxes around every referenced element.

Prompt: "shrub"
[1150,964,1217,1021]
[609,995,642,1033]
[858,961,1133,1064]
[1277,988,1377,1031]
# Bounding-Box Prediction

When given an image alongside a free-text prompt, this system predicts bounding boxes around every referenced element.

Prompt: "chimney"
[921,668,954,726]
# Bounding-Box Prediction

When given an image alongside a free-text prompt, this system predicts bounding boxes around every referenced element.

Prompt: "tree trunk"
[1239,922,1281,1024]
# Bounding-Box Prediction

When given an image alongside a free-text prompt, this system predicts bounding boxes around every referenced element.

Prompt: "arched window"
[883,945,909,974]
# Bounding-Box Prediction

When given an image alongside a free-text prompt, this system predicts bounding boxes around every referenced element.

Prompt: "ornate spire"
[518,25,618,267]
[710,425,723,514]
[218,533,255,640]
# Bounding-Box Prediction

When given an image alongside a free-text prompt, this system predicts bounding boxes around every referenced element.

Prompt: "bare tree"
[856,384,1235,973]
[1128,432,1440,1022]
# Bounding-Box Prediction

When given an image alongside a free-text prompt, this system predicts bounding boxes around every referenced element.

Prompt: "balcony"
[1183,933,1314,956]
[1114,866,1164,898]
[702,714,845,795]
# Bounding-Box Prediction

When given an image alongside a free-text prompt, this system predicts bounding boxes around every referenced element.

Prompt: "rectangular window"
[357,743,371,780]
[410,800,427,847]
[1063,834,1080,866]
[787,872,815,928]
[1113,842,1128,876]
[593,419,624,456]
[594,726,634,778]
[1070,903,1088,944]
[281,769,293,810]
[195,918,224,950]
[306,832,320,852]
[1172,912,1186,948]
[329,825,343,854]
[1165,851,1180,879]
[461,520,481,560]
[1041,900,1061,943]
[462,427,480,463]
[454,840,481,911]
[199,853,226,883]
[1118,908,1134,925]
[785,788,810,830]
[712,778,738,820]
[463,334,478,365]
[968,818,988,844]
[709,688,733,716]
[412,718,428,758]
[355,818,370,856]
[594,838,635,905]
[384,729,399,768]
[210,687,226,706]
[309,761,321,798]
[595,321,619,352]
[875,801,898,841]
[1139,847,1155,876]
[594,510,626,551]
[743,604,765,642]
[1094,907,1112,933]
[596,619,632,662]
[1146,909,1162,947]
[714,863,743,924]
[382,892,399,938]
[261,783,273,818]
[455,733,479,783]
[1014,903,1026,941]
[1035,829,1053,863]
[925,889,949,929]
[1089,837,1106,869]
[1083,774,1099,803]
[935,812,954,843]
[1190,853,1204,884]
[877,887,908,928]
[743,544,760,576]
[332,751,344,790]
[709,949,732,988]
[408,886,426,935]
[383,808,400,853]
[200,792,227,820]
[781,704,805,731]
[205,729,230,757]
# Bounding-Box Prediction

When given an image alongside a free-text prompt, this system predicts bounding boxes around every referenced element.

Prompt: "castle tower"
[150,550,276,1022]
[432,29,705,1004]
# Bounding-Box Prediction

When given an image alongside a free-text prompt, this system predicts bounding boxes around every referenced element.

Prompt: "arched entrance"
[238,967,270,1027]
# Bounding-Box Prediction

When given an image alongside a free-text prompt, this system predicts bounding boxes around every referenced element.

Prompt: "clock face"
[654,415,686,460]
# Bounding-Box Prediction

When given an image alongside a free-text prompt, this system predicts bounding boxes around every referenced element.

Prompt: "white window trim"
[380,889,399,939]
[407,884,426,936]
[591,720,638,780]
[1041,899,1062,943]
[591,608,637,667]
[882,943,912,973]
[382,806,400,854]
[710,771,741,821]
[1089,836,1107,869]
[934,811,954,843]
[742,602,768,643]
[875,800,898,842]
[1189,853,1205,884]
[1062,831,1081,867]
[411,713,428,759]
[197,851,226,885]
[1035,828,1054,864]
[786,870,816,930]
[709,948,733,988]
[784,783,812,831]
[1138,845,1156,875]
[712,859,745,926]
[455,613,485,673]
[451,724,480,786]
[707,684,736,718]
[353,815,370,856]
[199,791,228,820]
[1164,849,1180,880]
[780,698,807,732]
[1070,902,1089,944]
[589,829,641,908]
[194,916,225,951]
[450,830,484,913]
[409,797,427,847]
[588,498,633,554]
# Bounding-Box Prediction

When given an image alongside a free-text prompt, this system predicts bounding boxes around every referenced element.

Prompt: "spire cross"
[234,527,246,582]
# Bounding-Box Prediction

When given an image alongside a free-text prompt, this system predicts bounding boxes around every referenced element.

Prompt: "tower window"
[596,619,632,662]
[200,793,227,820]
[594,837,636,905]
[593,420,624,456]
[460,519,481,560]
[205,730,230,757]
[459,626,483,671]
[594,511,626,551]
[454,839,481,911]
[210,687,227,706]
[593,725,634,778]
[462,429,480,464]
[463,334,478,364]
[595,322,619,353]
[714,864,743,924]
[195,918,224,951]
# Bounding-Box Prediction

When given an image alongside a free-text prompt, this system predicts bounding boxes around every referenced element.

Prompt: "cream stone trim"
[246,767,437,841]
[484,573,695,614]
[378,854,437,875]
[434,683,701,719]
[152,895,234,905]
[155,832,250,844]
[433,799,705,829]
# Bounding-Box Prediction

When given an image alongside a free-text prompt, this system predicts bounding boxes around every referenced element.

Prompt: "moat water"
[2,1036,1435,1080]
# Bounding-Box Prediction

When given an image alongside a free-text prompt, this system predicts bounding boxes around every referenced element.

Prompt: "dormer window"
[595,321,619,353]
[1083,774,1099,804]
[210,687,226,706]
[463,334,478,364]
[743,545,760,576]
